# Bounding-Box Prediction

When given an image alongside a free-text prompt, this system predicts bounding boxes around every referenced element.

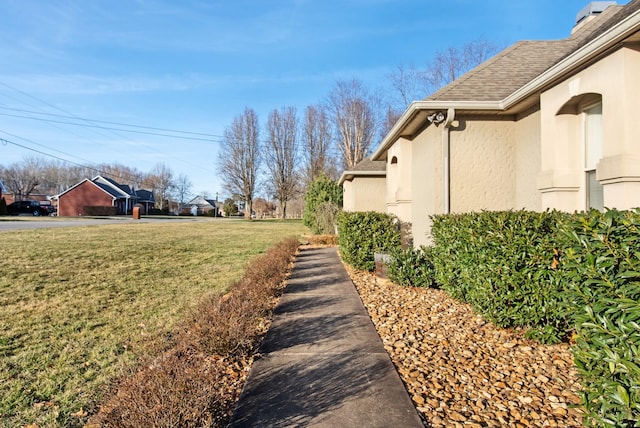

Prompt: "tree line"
[0,38,500,217]
[0,157,194,211]
[218,37,501,219]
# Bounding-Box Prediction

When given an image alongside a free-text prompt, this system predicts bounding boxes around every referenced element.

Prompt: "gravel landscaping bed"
[344,265,584,428]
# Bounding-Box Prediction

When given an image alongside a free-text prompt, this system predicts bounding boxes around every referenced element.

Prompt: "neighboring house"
[183,195,218,215]
[0,179,15,205]
[56,175,155,216]
[362,0,640,247]
[339,159,387,212]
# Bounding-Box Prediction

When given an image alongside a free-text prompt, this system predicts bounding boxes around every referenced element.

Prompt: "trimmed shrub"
[83,205,118,216]
[307,234,339,246]
[0,197,7,215]
[337,211,401,271]
[91,237,300,427]
[430,210,571,343]
[387,246,437,288]
[559,209,640,427]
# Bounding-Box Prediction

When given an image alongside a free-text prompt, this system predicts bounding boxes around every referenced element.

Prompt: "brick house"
[56,175,155,217]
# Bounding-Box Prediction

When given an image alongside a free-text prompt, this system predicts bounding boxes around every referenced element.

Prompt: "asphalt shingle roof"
[349,158,386,172]
[427,2,636,103]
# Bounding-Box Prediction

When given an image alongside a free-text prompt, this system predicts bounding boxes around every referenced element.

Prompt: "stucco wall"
[410,125,442,247]
[386,137,413,222]
[59,181,113,216]
[342,176,386,212]
[514,109,542,211]
[540,46,640,211]
[449,118,516,213]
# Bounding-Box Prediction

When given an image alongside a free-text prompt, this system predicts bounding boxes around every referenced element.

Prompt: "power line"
[0,111,224,142]
[0,135,146,184]
[0,105,225,139]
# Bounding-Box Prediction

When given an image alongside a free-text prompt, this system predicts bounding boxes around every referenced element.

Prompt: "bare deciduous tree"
[142,163,175,210]
[1,157,44,199]
[218,107,261,220]
[301,105,337,187]
[265,106,298,219]
[326,78,379,170]
[174,173,193,211]
[387,37,502,109]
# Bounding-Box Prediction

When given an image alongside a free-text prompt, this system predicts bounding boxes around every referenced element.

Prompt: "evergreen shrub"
[387,246,437,288]
[303,175,342,234]
[337,211,401,271]
[559,209,640,427]
[430,210,572,343]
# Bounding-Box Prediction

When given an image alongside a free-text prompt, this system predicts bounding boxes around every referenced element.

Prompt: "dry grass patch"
[90,237,300,427]
[0,219,307,428]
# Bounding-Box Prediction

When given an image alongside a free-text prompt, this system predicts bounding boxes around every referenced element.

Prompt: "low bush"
[0,197,7,215]
[559,209,640,427]
[337,211,401,271]
[90,237,300,427]
[387,246,437,288]
[83,205,118,216]
[307,234,339,246]
[430,210,571,343]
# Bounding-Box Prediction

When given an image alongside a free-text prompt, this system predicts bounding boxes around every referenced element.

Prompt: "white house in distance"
[343,0,640,247]
[184,195,218,216]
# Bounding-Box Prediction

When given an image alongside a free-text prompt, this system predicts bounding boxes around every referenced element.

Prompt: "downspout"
[442,108,455,214]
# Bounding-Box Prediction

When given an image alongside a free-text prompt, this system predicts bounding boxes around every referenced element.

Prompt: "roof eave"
[370,101,502,161]
[338,170,386,186]
[504,7,640,109]
[371,6,640,162]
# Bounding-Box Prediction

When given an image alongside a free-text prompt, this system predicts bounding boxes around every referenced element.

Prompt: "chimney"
[573,1,617,32]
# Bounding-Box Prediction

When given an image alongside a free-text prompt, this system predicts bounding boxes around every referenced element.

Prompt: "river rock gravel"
[344,265,584,428]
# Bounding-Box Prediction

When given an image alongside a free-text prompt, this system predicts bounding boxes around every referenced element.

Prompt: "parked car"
[7,200,52,216]
[39,200,57,216]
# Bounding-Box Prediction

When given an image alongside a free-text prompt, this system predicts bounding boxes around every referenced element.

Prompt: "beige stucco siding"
[449,119,516,213]
[342,176,386,212]
[410,125,442,246]
[540,46,640,211]
[386,137,413,222]
[514,109,543,211]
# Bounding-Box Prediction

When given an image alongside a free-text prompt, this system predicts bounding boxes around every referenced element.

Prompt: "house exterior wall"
[514,109,543,211]
[540,46,640,211]
[386,137,413,222]
[449,118,516,213]
[59,181,113,216]
[404,114,542,247]
[342,176,386,212]
[410,125,442,246]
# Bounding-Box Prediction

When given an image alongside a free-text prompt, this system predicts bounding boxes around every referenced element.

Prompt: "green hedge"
[387,246,437,288]
[337,211,401,271]
[560,209,640,427]
[83,206,118,216]
[338,208,639,424]
[430,210,572,343]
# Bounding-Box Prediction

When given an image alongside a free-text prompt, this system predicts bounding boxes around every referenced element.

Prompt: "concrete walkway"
[228,246,424,427]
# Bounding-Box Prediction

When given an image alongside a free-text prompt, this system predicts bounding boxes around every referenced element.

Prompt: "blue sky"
[0,0,629,198]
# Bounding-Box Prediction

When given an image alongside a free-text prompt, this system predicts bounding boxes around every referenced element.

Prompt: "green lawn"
[0,218,308,427]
